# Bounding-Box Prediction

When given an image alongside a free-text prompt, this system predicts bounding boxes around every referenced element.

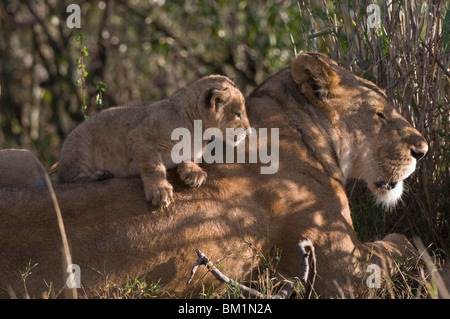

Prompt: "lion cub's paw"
[144,180,174,208]
[177,163,208,188]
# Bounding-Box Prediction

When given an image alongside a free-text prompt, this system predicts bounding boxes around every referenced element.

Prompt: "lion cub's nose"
[410,140,428,161]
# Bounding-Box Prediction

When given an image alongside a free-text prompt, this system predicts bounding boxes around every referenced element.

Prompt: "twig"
[187,249,264,298]
[188,240,317,299]
[296,238,316,299]
[186,250,206,285]
[43,173,77,299]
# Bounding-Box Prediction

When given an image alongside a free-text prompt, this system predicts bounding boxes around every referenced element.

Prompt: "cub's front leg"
[126,129,173,208]
[177,162,208,188]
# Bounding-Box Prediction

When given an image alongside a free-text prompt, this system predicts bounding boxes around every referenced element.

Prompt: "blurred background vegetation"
[0,1,449,259]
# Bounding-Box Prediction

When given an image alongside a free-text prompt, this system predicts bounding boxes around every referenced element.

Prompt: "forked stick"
[188,239,317,299]
[187,249,264,298]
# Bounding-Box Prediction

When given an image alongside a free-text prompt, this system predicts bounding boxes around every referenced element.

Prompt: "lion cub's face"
[201,82,251,145]
[291,53,428,208]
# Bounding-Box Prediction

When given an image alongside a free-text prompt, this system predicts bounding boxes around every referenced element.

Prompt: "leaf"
[95,81,108,91]
[308,29,333,39]
[307,25,339,40]
[95,93,102,106]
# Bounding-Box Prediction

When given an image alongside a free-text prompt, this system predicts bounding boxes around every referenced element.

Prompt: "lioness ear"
[206,87,230,112]
[291,53,339,106]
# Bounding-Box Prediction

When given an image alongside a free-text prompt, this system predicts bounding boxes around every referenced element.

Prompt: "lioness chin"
[58,75,250,207]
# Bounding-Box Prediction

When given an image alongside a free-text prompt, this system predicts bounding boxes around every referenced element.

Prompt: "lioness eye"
[377,112,386,120]
[235,112,242,119]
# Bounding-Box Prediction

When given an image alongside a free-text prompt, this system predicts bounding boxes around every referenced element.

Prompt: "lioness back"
[0,149,46,188]
[58,75,250,207]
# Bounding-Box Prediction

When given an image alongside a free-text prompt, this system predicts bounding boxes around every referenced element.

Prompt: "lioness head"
[198,75,251,146]
[291,53,428,208]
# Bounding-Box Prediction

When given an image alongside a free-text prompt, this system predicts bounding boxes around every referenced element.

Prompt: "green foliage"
[74,34,108,118]
[93,267,169,299]
[95,81,108,110]
[19,260,39,298]
[20,260,38,282]
[349,192,385,242]
[75,34,89,119]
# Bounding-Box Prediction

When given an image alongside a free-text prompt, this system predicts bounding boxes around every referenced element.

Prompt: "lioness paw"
[145,180,174,208]
[177,163,208,188]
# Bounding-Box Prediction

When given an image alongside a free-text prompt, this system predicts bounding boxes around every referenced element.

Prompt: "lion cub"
[58,75,250,207]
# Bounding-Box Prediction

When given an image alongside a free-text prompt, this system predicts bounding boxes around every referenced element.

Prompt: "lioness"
[58,75,250,207]
[0,149,46,188]
[289,52,428,208]
[0,53,428,298]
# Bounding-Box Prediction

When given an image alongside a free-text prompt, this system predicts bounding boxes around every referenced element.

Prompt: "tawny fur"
[58,75,250,207]
[0,149,46,188]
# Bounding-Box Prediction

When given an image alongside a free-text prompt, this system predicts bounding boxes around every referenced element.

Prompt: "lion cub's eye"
[235,112,242,119]
[377,112,386,121]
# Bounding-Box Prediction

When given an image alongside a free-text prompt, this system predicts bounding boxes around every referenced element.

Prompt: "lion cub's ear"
[291,53,340,107]
[206,87,230,112]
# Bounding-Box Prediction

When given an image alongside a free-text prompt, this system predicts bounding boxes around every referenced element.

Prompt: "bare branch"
[189,241,317,299]
[186,250,206,285]
[187,249,264,299]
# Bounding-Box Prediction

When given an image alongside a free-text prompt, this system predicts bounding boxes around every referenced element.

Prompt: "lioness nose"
[410,140,428,161]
